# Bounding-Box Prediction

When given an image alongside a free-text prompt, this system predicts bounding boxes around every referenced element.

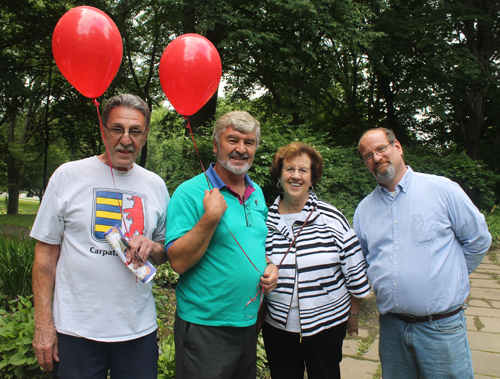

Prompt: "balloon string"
[93,98,130,238]
[184,116,211,190]
[220,217,262,273]
[245,285,264,318]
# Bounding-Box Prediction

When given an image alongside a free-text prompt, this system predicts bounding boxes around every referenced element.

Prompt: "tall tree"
[0,0,108,213]
[445,0,500,160]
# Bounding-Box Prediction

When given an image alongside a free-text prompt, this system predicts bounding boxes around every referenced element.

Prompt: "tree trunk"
[465,86,485,160]
[184,91,219,137]
[6,116,20,215]
[139,141,148,167]
[450,0,499,160]
[7,167,20,215]
[377,71,410,145]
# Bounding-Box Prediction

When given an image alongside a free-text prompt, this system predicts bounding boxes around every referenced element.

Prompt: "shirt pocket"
[411,212,437,245]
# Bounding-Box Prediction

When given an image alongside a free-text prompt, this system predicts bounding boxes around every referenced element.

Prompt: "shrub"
[257,334,270,378]
[157,334,176,379]
[154,263,179,288]
[0,296,49,379]
[0,235,36,300]
[405,148,500,211]
[485,205,500,245]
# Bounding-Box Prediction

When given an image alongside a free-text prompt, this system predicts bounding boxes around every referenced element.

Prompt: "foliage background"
[1,0,499,213]
[1,0,500,377]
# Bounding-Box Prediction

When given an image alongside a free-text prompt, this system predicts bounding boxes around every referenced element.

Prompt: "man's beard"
[218,152,252,175]
[375,161,395,183]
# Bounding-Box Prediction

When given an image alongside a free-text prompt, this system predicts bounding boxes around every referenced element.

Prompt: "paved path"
[340,249,500,379]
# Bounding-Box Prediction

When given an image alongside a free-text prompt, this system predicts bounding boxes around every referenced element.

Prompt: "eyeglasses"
[362,143,392,163]
[283,166,311,176]
[243,201,252,227]
[105,125,147,140]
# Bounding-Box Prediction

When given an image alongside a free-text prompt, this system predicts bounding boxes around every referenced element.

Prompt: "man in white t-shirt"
[30,94,169,379]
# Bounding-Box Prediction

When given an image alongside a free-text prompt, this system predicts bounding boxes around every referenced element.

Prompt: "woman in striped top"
[263,142,372,379]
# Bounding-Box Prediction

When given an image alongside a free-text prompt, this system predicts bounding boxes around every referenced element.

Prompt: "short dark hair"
[270,142,323,186]
[357,127,396,160]
[102,94,151,129]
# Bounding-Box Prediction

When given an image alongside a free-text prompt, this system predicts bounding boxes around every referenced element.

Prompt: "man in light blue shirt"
[353,128,491,379]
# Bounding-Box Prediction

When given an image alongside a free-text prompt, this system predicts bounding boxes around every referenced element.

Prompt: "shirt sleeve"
[340,228,372,298]
[353,207,369,258]
[30,171,65,245]
[446,181,492,274]
[152,183,169,242]
[164,188,201,248]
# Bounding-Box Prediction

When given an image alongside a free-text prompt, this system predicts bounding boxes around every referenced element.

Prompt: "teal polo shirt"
[165,164,268,327]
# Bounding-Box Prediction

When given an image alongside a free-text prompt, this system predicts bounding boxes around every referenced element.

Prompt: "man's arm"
[448,182,492,273]
[168,188,227,274]
[32,241,60,372]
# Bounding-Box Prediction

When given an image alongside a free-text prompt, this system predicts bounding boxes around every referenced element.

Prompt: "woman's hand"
[347,296,362,335]
[346,313,359,336]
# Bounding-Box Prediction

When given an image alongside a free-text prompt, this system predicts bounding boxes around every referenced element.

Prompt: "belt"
[390,306,463,324]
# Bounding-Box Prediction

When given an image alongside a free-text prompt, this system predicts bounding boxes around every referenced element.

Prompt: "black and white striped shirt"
[265,192,372,337]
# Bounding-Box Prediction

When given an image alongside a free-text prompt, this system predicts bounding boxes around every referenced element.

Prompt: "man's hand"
[203,188,227,221]
[260,262,279,294]
[126,235,161,268]
[33,322,58,371]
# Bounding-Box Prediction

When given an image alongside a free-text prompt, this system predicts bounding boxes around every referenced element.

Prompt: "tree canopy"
[1,0,499,213]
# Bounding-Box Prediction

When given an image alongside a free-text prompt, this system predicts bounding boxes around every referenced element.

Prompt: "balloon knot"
[92,98,100,107]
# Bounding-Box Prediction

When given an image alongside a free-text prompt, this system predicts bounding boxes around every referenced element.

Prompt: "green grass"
[0,197,40,215]
[0,215,37,230]
[0,196,39,230]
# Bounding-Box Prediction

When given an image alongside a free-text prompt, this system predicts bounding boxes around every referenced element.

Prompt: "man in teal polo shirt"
[166,111,278,379]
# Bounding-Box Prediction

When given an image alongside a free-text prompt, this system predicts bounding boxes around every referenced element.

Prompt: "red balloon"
[52,6,123,98]
[159,34,222,116]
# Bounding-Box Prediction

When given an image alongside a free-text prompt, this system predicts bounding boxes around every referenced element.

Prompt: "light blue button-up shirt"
[353,167,491,316]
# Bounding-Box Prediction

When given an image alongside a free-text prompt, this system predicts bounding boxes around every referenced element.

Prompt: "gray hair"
[102,94,151,129]
[213,111,261,147]
[357,127,396,160]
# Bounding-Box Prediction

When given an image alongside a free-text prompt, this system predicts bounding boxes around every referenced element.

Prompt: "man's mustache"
[375,159,390,171]
[115,144,135,152]
[229,152,249,159]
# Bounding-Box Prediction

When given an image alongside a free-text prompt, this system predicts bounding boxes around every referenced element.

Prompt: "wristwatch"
[349,312,358,317]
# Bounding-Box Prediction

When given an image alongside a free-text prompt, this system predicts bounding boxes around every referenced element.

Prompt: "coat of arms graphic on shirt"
[92,189,148,242]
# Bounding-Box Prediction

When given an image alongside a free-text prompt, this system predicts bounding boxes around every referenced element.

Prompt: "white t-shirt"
[31,157,169,342]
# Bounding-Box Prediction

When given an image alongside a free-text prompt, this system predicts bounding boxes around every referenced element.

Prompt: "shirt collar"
[267,191,320,235]
[206,163,255,205]
[378,165,413,197]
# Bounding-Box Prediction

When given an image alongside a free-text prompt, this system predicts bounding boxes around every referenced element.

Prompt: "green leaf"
[8,352,27,366]
[14,365,24,377]
[0,358,8,370]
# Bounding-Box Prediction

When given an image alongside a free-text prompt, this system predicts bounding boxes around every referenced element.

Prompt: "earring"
[309,185,314,192]
[277,182,282,188]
